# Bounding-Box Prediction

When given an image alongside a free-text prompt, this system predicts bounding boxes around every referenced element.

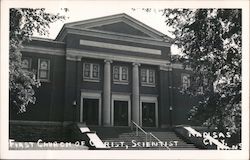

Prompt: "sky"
[40,4,172,39]
[32,1,181,54]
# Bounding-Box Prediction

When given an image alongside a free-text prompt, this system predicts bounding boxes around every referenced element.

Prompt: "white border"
[1,0,249,160]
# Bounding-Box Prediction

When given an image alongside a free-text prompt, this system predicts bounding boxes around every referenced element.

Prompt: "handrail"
[149,132,161,142]
[131,121,147,135]
[149,132,170,150]
[130,121,170,150]
[131,121,148,144]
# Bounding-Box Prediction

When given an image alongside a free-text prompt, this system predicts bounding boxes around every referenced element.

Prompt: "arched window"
[38,58,50,81]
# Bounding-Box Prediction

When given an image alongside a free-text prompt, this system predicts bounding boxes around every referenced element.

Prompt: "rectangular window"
[113,66,120,81]
[92,64,99,79]
[148,69,155,84]
[113,66,128,84]
[22,57,32,71]
[83,63,100,81]
[38,58,50,81]
[141,68,155,86]
[121,67,128,81]
[84,63,91,77]
[141,69,147,83]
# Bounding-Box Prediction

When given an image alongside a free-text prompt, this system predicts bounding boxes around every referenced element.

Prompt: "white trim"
[22,46,65,56]
[80,91,102,125]
[140,95,158,127]
[111,93,131,127]
[80,39,161,55]
[58,28,171,47]
[67,49,170,65]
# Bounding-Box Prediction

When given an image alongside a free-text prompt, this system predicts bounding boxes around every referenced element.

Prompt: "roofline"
[56,13,172,41]
[31,36,65,44]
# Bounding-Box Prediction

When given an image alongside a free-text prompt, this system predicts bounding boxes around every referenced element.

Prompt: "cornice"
[66,48,170,66]
[21,46,65,56]
[58,27,171,47]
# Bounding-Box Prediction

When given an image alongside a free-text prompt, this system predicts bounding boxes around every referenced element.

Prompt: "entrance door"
[142,102,156,127]
[83,98,99,125]
[114,101,128,126]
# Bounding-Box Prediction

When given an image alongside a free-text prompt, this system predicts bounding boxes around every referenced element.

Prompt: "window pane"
[92,64,99,78]
[113,66,119,80]
[84,63,91,78]
[149,70,155,83]
[85,63,90,70]
[121,67,128,81]
[38,59,50,80]
[40,70,48,79]
[40,60,48,70]
[141,69,147,82]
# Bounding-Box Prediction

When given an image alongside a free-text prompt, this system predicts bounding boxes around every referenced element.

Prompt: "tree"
[163,9,241,140]
[9,8,68,114]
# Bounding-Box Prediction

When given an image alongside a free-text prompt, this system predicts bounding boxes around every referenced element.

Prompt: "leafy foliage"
[163,9,241,137]
[9,8,67,113]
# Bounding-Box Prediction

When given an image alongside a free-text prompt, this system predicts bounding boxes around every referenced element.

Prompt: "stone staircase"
[148,130,199,150]
[89,126,199,150]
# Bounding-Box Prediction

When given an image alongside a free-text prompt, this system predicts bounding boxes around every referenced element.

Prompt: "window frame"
[83,63,100,82]
[141,68,156,87]
[113,65,129,85]
[38,58,50,82]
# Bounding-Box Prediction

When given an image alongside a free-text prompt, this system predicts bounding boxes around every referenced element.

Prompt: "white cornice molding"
[79,39,162,55]
[66,48,169,66]
[59,28,171,47]
[21,46,65,56]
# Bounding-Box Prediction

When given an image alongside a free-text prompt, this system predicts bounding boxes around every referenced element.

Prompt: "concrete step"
[88,126,199,150]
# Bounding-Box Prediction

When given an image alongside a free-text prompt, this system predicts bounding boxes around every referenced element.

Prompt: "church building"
[11,13,196,128]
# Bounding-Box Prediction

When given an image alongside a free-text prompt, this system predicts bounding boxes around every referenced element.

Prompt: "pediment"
[84,21,152,38]
[65,14,168,40]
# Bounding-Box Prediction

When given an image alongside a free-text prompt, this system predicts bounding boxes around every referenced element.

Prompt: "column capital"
[132,62,141,67]
[104,59,113,63]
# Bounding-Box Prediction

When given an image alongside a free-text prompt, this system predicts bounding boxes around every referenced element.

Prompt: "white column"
[103,59,112,126]
[132,63,140,125]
